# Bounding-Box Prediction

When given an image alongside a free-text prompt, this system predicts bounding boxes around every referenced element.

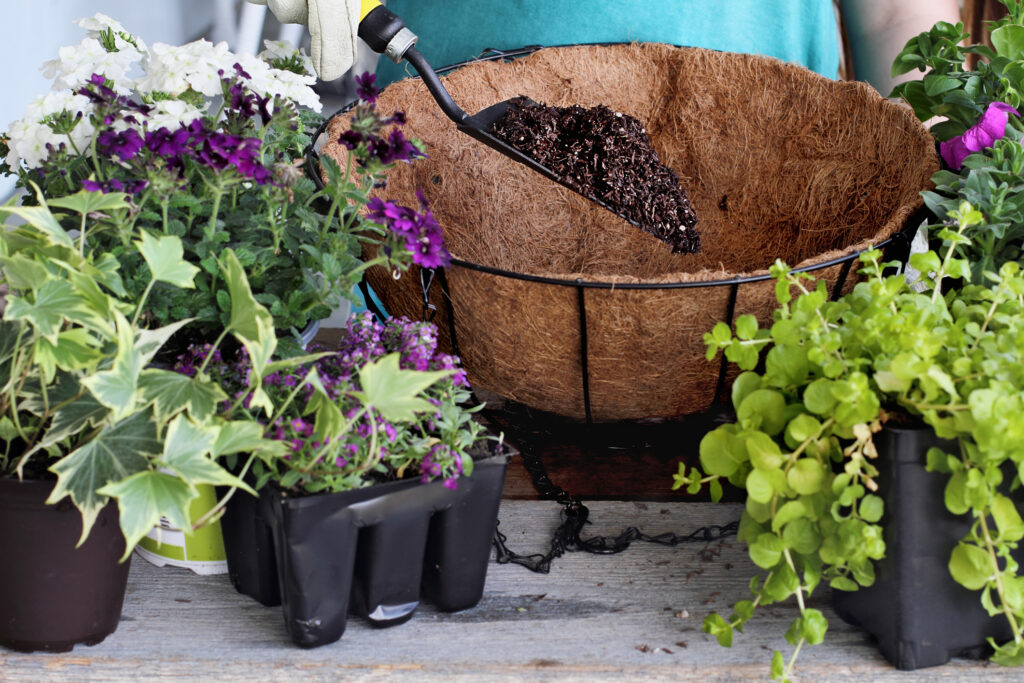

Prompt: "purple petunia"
[82,177,148,194]
[365,190,451,269]
[940,101,1020,171]
[145,126,191,158]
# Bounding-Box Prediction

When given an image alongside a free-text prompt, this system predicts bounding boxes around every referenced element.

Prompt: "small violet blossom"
[940,102,1020,171]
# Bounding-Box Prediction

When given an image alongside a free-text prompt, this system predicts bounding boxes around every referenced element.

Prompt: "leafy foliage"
[681,203,1024,675]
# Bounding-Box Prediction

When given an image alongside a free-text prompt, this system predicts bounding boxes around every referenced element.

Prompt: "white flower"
[41,37,142,93]
[259,40,315,77]
[136,39,233,98]
[236,51,321,113]
[145,99,206,130]
[75,13,148,54]
[5,92,95,169]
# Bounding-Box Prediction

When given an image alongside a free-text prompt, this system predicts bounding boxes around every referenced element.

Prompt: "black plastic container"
[221,450,509,647]
[832,425,1019,670]
[0,478,130,653]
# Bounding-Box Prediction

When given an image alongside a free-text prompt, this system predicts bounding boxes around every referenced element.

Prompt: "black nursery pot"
[0,478,130,653]
[221,448,509,648]
[831,425,1021,670]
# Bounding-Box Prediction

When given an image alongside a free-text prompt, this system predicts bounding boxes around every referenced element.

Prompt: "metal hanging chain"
[492,441,739,574]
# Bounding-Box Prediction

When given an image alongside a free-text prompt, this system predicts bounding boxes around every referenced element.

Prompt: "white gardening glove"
[248,0,361,81]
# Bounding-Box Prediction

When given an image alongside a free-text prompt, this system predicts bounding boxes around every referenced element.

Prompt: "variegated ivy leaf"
[46,189,129,216]
[136,231,199,289]
[355,353,454,422]
[0,193,74,248]
[32,328,103,384]
[47,408,161,545]
[0,320,22,392]
[0,254,48,290]
[33,388,110,451]
[4,279,84,343]
[238,314,278,417]
[134,318,192,369]
[98,470,195,561]
[161,415,254,494]
[80,311,143,420]
[221,248,274,343]
[213,420,287,460]
[138,368,227,422]
[89,253,128,298]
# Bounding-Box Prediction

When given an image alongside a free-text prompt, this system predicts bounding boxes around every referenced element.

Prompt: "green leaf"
[735,314,759,340]
[786,459,825,496]
[161,416,255,493]
[749,533,785,569]
[37,390,110,449]
[766,345,809,387]
[737,389,788,436]
[355,353,453,422]
[138,369,227,422]
[770,650,785,679]
[220,248,274,342]
[80,312,143,420]
[858,494,884,523]
[0,195,73,248]
[949,542,992,591]
[47,409,161,544]
[213,420,284,458]
[134,319,192,368]
[771,500,807,533]
[136,231,199,289]
[991,24,1024,60]
[746,468,776,504]
[702,613,734,648]
[731,372,762,412]
[991,494,1024,542]
[700,428,745,477]
[4,279,83,342]
[797,609,828,645]
[98,470,196,560]
[47,189,129,215]
[746,431,784,470]
[32,328,103,383]
[0,254,49,290]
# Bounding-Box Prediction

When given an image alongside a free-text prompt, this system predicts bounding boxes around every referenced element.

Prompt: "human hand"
[247,0,361,80]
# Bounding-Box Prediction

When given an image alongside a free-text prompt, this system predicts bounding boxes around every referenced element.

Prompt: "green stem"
[976,507,1024,645]
[131,279,156,328]
[206,184,223,242]
[196,327,231,376]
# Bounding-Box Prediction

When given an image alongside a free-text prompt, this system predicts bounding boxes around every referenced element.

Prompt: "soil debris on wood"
[491,97,700,254]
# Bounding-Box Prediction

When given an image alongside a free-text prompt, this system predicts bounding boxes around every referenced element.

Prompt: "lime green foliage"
[679,203,1024,676]
[0,191,283,557]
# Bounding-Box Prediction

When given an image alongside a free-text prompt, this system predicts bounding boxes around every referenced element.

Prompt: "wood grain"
[0,501,1011,680]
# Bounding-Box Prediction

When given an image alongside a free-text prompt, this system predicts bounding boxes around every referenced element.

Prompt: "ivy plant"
[0,188,285,557]
[677,203,1024,678]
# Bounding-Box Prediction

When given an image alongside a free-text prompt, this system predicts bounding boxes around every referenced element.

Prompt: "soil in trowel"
[491,97,700,254]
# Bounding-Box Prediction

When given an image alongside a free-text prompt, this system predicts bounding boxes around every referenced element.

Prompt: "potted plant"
[182,311,507,648]
[0,13,428,355]
[0,191,282,651]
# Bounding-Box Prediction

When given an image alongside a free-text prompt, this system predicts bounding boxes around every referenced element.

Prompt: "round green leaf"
[699,428,744,477]
[746,468,776,504]
[787,459,826,495]
[737,389,788,436]
[949,542,992,591]
[749,533,784,569]
[803,378,838,416]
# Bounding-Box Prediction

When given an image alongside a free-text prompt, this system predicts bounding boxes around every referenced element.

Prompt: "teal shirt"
[377,0,840,84]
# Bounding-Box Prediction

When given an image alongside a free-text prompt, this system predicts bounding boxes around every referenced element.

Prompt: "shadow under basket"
[219,448,509,648]
[320,43,938,422]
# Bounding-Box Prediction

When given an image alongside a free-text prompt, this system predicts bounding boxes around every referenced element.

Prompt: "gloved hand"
[247,0,362,81]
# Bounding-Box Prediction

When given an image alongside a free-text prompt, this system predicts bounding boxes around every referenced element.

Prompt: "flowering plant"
[174,312,485,495]
[891,1,1024,282]
[0,14,446,347]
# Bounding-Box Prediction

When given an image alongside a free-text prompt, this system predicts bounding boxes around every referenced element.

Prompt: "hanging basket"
[321,43,938,421]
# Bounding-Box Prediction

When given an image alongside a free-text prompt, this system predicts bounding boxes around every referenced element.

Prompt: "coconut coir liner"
[323,43,938,420]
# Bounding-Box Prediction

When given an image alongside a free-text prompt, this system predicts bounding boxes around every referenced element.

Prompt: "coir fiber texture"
[323,43,937,420]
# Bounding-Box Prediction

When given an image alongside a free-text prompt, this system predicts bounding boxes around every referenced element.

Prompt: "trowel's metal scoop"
[357,1,639,229]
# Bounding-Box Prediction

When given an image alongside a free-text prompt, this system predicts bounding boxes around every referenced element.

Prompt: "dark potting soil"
[491,97,700,254]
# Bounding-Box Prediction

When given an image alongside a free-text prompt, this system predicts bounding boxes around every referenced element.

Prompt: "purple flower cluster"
[81,177,148,194]
[421,443,463,489]
[97,128,144,161]
[224,64,271,125]
[366,190,451,269]
[337,71,423,167]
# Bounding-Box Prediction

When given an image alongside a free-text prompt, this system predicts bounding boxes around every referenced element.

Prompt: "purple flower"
[355,72,379,104]
[365,192,451,269]
[338,130,363,150]
[97,128,144,162]
[81,177,147,194]
[146,126,191,158]
[940,102,1020,170]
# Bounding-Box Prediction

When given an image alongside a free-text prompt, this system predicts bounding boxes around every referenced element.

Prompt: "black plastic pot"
[0,478,130,653]
[832,425,1020,670]
[221,448,509,647]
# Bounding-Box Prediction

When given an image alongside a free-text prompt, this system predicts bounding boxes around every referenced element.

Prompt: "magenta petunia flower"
[940,101,1019,170]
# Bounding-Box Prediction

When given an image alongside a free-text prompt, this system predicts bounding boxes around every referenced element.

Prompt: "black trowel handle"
[357,0,470,126]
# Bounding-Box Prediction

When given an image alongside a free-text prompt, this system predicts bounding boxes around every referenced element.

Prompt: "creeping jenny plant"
[680,203,1024,678]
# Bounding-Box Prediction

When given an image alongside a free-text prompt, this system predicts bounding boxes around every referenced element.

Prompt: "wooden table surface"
[1,500,1013,681]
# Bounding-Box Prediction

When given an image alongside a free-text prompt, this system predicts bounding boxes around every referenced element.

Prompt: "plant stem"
[976,506,1024,644]
[197,327,231,376]
[131,280,156,328]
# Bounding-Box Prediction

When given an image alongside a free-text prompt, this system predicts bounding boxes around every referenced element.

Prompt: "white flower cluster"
[5,92,95,168]
[5,13,323,170]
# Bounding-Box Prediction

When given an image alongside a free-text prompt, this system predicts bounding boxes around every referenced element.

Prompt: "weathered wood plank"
[0,501,1012,680]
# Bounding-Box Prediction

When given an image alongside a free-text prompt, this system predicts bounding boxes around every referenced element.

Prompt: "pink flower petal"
[940,135,971,170]
[974,104,1010,143]
[989,101,1020,117]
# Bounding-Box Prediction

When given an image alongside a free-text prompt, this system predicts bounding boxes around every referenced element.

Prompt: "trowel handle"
[357,0,470,126]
